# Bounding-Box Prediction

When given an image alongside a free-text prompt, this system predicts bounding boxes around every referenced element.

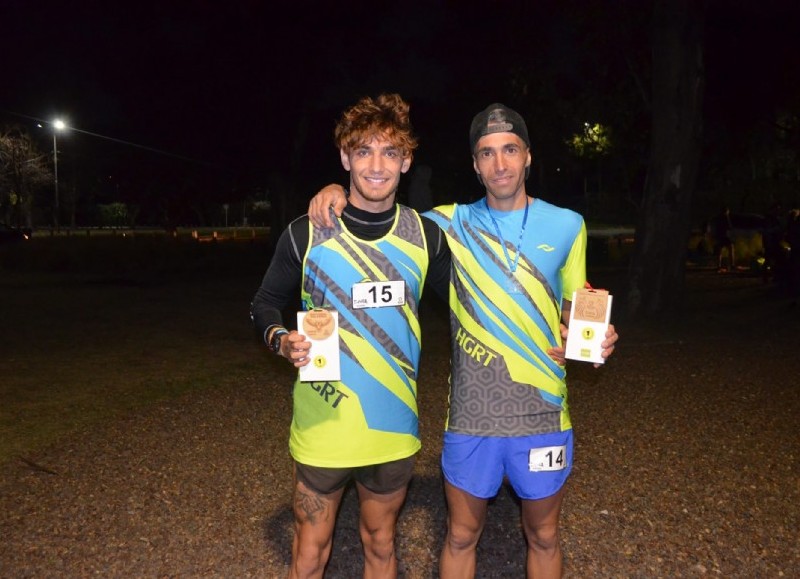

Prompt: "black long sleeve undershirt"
[250,203,451,343]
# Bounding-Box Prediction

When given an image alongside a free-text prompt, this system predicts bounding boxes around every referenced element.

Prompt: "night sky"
[3,0,800,217]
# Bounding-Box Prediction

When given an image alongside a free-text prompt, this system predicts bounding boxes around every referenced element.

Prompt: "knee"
[360,525,396,561]
[526,524,560,553]
[292,550,328,578]
[445,520,481,553]
[292,529,332,577]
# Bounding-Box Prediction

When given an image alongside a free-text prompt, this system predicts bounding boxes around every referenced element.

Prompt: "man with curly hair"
[251,93,449,578]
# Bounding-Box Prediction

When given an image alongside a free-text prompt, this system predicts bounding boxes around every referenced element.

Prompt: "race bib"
[528,445,567,472]
[351,280,405,309]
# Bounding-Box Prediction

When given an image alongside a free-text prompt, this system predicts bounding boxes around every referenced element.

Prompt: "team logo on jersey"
[537,244,556,252]
[455,326,498,367]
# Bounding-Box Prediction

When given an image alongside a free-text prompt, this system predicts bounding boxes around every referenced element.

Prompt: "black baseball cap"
[469,103,530,153]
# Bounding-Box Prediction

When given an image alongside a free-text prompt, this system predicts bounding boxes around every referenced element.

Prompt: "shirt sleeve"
[250,217,308,342]
[560,219,588,302]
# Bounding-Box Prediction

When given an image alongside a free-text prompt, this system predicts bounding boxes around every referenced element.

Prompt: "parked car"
[0,223,31,244]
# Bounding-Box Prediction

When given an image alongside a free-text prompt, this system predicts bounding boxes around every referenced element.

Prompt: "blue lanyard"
[486,197,530,273]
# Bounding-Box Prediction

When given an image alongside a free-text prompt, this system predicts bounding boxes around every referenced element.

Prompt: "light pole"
[52,119,66,231]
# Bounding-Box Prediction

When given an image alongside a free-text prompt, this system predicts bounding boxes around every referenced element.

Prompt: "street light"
[52,119,66,231]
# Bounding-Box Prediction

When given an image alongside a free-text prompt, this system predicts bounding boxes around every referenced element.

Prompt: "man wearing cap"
[308,102,618,578]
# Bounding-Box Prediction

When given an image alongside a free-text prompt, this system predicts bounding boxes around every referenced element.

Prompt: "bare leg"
[520,487,566,579]
[288,473,345,579]
[356,482,409,579]
[439,481,489,579]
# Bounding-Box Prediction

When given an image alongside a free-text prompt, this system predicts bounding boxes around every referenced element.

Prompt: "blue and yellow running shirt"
[425,198,586,436]
[290,205,429,467]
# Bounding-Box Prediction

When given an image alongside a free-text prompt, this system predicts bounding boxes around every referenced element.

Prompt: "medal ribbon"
[486,197,530,273]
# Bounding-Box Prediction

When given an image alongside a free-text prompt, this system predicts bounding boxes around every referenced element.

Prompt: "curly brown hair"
[334,93,418,159]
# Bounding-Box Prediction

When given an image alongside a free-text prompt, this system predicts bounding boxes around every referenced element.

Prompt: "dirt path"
[1,270,798,577]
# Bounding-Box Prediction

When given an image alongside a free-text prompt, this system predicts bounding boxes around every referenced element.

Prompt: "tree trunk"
[627,0,705,317]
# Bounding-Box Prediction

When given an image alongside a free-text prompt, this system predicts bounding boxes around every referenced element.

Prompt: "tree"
[500,2,652,222]
[0,126,52,228]
[627,0,706,317]
[567,122,614,215]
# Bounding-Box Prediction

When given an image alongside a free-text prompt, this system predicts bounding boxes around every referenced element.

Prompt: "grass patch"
[0,236,277,464]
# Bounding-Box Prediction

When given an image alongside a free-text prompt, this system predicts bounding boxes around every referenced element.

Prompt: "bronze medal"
[302,308,335,340]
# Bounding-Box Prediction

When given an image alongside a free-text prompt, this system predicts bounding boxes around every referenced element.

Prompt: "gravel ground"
[1,270,798,578]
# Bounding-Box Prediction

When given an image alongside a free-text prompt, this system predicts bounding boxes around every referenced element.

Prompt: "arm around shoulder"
[308,184,348,228]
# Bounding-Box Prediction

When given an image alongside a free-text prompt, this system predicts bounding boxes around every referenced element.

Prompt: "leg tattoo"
[296,488,328,525]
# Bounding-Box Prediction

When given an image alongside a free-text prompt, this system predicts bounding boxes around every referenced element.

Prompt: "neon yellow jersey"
[290,206,428,467]
[424,198,586,436]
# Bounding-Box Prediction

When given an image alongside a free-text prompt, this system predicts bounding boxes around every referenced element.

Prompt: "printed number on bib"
[352,280,405,309]
[528,445,567,472]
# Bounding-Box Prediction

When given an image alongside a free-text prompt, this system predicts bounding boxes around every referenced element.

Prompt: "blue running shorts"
[441,430,573,500]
